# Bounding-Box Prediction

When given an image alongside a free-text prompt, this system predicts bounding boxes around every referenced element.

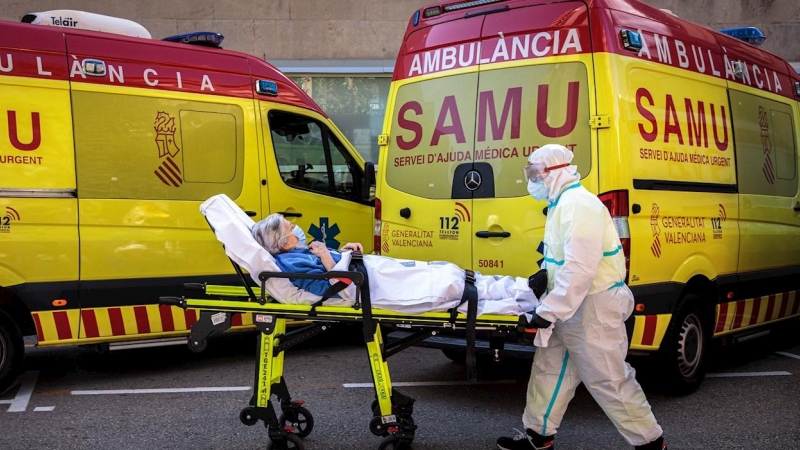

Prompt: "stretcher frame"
[160,253,527,450]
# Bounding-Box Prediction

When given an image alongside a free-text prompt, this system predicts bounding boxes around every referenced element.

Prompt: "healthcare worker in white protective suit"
[496,145,666,450]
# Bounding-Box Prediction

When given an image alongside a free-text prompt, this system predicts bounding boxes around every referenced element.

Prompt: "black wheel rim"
[677,312,703,378]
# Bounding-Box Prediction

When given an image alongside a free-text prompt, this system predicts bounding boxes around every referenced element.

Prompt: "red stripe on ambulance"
[231,313,243,327]
[641,315,657,346]
[764,295,776,323]
[33,313,45,342]
[53,311,72,340]
[82,309,100,338]
[108,307,126,336]
[159,304,175,332]
[134,306,150,334]
[731,301,745,330]
[184,309,198,328]
[715,302,729,333]
[749,297,762,326]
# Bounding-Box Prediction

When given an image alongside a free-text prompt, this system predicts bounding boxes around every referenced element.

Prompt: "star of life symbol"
[464,170,481,191]
[308,218,341,249]
[153,111,183,187]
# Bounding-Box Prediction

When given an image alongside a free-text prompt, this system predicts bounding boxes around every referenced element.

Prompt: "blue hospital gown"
[274,248,342,296]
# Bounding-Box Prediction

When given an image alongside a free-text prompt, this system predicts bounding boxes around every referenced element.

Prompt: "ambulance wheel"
[239,407,259,426]
[377,436,410,450]
[188,338,207,353]
[657,294,708,395]
[0,310,24,395]
[279,406,314,438]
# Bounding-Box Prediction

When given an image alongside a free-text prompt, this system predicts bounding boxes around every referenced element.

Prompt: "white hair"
[252,213,285,255]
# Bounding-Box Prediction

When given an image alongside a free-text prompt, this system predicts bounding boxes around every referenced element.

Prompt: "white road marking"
[7,371,39,412]
[707,371,791,378]
[343,380,515,388]
[0,400,12,405]
[776,351,800,361]
[71,386,250,396]
[33,406,55,412]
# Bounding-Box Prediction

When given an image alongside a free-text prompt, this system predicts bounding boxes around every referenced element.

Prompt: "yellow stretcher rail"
[160,282,528,450]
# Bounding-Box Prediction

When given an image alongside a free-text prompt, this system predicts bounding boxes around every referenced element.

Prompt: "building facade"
[3,0,799,163]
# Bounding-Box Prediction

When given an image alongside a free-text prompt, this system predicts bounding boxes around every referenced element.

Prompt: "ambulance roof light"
[719,27,766,46]
[162,31,224,48]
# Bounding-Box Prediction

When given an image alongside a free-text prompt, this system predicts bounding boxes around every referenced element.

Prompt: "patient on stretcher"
[248,213,545,317]
[200,194,547,315]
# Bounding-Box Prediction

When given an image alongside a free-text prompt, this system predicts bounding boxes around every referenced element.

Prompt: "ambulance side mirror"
[362,161,376,203]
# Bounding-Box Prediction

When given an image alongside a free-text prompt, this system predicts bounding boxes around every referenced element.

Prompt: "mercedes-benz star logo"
[464,170,482,191]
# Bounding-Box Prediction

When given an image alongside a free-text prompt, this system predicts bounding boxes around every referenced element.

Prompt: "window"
[268,110,362,200]
[73,92,244,200]
[730,91,798,197]
[291,76,389,164]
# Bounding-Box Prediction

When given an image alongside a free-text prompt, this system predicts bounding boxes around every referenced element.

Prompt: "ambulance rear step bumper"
[108,337,188,351]
[387,331,535,359]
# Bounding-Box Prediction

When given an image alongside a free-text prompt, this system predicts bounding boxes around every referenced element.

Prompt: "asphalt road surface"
[1,322,799,450]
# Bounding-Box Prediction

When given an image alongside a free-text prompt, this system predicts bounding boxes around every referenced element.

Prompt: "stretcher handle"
[183,283,206,292]
[159,296,186,308]
[258,270,364,285]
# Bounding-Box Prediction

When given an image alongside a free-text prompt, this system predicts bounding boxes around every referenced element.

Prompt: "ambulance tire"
[656,294,709,395]
[0,309,24,395]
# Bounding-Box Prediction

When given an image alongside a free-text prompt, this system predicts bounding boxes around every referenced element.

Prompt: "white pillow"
[199,195,323,305]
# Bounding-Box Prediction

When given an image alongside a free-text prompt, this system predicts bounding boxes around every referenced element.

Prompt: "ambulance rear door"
[380,15,486,266]
[471,1,596,276]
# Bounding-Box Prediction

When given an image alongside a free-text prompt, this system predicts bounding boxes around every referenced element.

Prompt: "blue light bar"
[163,31,224,48]
[620,29,642,52]
[719,27,766,46]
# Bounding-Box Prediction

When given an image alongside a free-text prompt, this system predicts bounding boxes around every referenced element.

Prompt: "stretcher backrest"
[199,194,324,304]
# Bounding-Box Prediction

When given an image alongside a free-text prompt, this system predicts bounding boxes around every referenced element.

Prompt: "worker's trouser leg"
[561,317,662,446]
[522,328,581,437]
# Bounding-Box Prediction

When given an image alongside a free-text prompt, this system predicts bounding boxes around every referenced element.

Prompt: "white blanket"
[200,195,538,316]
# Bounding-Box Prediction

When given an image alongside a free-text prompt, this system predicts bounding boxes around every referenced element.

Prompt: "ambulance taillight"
[374,197,382,255]
[598,190,630,283]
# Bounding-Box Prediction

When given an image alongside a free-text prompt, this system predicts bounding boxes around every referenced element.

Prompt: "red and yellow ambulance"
[0,12,375,392]
[376,0,800,393]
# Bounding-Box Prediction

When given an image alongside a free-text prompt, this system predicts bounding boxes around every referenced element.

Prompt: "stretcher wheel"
[377,435,409,450]
[279,406,314,438]
[188,338,207,353]
[369,416,388,436]
[239,407,259,426]
[270,433,303,450]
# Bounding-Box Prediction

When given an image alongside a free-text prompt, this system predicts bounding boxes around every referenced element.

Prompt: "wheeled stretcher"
[158,195,531,450]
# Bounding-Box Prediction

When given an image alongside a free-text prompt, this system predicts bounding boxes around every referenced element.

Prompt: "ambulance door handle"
[279,212,303,218]
[476,231,511,238]
[793,203,800,212]
[244,210,257,217]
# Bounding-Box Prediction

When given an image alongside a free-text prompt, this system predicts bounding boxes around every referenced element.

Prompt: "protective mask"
[527,180,549,201]
[292,225,307,247]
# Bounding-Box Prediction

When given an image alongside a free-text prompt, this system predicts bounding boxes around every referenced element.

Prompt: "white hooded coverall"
[522,145,662,446]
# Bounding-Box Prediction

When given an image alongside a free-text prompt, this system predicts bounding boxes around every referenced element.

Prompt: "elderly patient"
[251,213,545,316]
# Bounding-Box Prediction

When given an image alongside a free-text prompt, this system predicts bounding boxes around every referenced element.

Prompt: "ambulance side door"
[259,105,373,249]
[0,26,80,344]
[730,88,800,275]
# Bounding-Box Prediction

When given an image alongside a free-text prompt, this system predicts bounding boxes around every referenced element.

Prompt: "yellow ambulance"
[376,0,800,393]
[0,12,375,392]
